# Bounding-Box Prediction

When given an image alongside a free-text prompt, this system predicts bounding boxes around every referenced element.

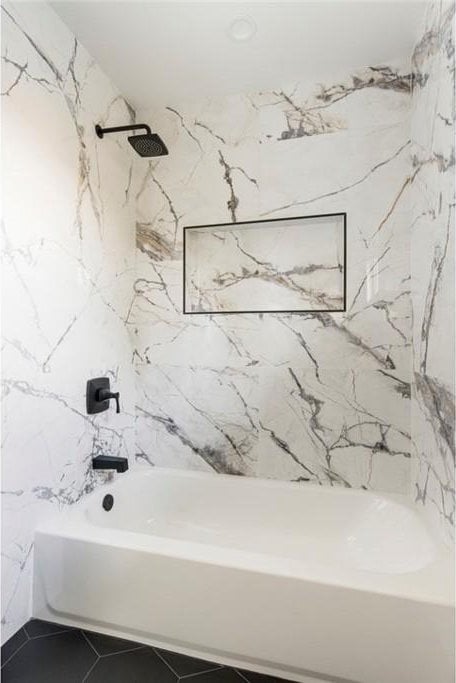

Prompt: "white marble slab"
[184,214,345,313]
[410,0,455,543]
[133,62,414,498]
[1,1,136,642]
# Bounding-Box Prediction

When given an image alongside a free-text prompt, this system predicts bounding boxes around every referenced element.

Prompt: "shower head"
[95,123,168,158]
[128,132,168,157]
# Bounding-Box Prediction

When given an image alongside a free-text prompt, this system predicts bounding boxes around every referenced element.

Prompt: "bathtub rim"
[35,467,455,608]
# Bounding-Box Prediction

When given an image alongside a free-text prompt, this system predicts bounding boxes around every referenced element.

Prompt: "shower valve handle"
[96,388,120,414]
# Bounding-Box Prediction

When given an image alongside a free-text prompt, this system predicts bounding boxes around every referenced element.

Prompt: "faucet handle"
[95,388,120,414]
[111,391,120,414]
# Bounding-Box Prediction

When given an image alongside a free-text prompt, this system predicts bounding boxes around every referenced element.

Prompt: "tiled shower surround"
[133,8,454,538]
[411,1,456,543]
[1,0,455,649]
[133,65,414,494]
[1,2,136,641]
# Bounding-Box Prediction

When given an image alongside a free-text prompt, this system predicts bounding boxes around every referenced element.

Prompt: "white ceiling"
[52,1,426,110]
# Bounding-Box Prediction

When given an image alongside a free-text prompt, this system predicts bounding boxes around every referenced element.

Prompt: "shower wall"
[133,64,413,491]
[1,2,136,641]
[410,0,455,540]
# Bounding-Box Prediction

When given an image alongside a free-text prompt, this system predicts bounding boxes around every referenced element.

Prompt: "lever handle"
[112,392,120,414]
[96,388,120,413]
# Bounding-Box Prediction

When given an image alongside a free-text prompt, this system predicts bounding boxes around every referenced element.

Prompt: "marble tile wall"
[184,214,346,314]
[410,0,455,541]
[132,65,414,490]
[1,2,136,642]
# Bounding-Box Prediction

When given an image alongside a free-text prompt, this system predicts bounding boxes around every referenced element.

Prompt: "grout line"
[81,655,100,683]
[27,628,75,640]
[179,665,225,679]
[1,635,30,670]
[80,630,102,657]
[234,670,251,682]
[99,644,148,658]
[153,647,181,678]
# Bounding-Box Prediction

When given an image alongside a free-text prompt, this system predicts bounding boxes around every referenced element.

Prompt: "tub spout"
[92,455,128,473]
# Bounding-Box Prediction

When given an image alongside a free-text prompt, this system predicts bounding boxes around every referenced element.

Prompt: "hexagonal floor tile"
[1,627,28,666]
[238,670,295,682]
[1,630,97,683]
[24,619,75,638]
[83,630,145,656]
[156,648,224,677]
[85,647,177,682]
[181,669,246,682]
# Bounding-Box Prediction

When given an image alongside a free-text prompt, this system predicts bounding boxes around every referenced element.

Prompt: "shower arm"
[95,123,151,138]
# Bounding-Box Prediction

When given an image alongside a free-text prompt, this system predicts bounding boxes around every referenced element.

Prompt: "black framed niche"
[183,212,347,315]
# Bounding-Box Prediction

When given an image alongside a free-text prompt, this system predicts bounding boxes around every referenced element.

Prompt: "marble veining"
[1,1,136,642]
[263,66,411,142]
[410,0,455,541]
[184,215,345,313]
[132,62,413,492]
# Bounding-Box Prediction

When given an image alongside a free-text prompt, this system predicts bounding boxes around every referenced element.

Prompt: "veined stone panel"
[411,0,455,542]
[1,1,136,642]
[133,64,413,494]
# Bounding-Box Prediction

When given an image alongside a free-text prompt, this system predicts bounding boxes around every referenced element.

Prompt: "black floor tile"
[1,630,97,683]
[239,670,294,682]
[2,621,301,683]
[184,669,245,682]
[85,647,177,682]
[156,648,223,677]
[83,630,145,656]
[1,628,28,666]
[24,619,74,638]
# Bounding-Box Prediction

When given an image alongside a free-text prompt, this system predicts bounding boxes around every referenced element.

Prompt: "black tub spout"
[92,456,128,473]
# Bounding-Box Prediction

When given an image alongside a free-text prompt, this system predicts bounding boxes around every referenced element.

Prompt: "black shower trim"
[95,123,169,157]
[95,123,152,138]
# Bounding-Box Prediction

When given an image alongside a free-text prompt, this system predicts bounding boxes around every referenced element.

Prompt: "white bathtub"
[33,468,454,683]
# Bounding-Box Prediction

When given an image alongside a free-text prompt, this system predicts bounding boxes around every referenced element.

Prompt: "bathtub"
[33,468,454,683]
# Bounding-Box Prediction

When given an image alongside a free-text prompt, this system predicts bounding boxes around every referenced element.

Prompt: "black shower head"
[128,132,168,157]
[95,123,168,158]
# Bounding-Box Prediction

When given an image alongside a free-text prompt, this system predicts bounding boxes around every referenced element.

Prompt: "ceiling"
[51,1,426,111]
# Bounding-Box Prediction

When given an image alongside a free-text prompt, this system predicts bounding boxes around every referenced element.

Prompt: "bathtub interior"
[80,469,437,574]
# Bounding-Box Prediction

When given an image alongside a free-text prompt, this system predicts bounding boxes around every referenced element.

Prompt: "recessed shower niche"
[183,213,347,314]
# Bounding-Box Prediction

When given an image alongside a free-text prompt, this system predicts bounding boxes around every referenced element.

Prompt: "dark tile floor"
[1,620,295,682]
